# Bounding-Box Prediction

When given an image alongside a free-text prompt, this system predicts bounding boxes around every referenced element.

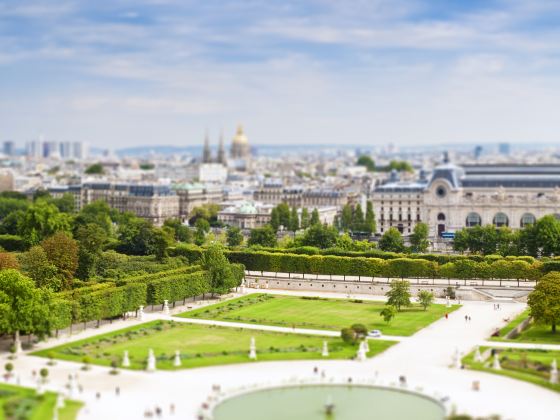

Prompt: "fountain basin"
[212,384,445,420]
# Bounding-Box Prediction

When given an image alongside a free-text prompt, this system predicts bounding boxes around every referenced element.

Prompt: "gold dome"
[232,124,249,145]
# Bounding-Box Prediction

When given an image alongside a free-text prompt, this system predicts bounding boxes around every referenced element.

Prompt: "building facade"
[218,201,338,229]
[372,163,560,237]
[254,182,348,209]
[172,183,224,221]
[48,182,179,225]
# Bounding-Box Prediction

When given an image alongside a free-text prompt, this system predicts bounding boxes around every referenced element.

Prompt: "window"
[493,212,509,227]
[436,186,447,198]
[466,212,481,227]
[437,213,446,221]
[520,213,536,227]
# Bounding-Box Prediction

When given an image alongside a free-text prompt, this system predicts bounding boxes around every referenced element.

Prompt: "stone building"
[48,182,179,225]
[372,163,560,237]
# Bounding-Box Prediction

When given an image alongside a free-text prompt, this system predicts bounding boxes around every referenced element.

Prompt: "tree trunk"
[553,323,557,333]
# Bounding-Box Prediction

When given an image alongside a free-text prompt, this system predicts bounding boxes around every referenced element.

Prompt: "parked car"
[368,330,382,338]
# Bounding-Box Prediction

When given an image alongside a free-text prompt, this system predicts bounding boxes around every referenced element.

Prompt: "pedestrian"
[464,315,468,322]
[468,316,472,322]
[96,392,100,400]
[115,386,120,396]
[155,406,162,417]
[445,313,448,320]
[170,403,175,415]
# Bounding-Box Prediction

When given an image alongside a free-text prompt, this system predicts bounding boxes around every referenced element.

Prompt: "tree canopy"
[527,272,560,333]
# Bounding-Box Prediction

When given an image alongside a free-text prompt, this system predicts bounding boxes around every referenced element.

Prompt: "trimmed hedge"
[0,234,26,252]
[146,271,210,305]
[224,249,542,280]
[51,263,239,330]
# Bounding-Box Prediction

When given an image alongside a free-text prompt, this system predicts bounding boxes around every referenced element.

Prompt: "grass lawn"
[462,347,560,393]
[0,383,83,420]
[178,294,459,336]
[32,321,395,371]
[491,310,560,345]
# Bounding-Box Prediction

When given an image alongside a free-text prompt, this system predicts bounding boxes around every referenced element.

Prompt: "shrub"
[341,328,357,345]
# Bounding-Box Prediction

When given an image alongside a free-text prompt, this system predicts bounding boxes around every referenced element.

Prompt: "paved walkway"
[479,340,560,351]
[1,290,559,420]
[171,314,406,341]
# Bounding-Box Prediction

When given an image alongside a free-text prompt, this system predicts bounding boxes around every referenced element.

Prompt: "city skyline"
[2,1,560,148]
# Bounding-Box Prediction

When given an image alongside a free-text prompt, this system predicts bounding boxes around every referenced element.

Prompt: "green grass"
[0,383,83,420]
[32,320,395,370]
[491,310,560,345]
[462,347,560,393]
[178,294,459,336]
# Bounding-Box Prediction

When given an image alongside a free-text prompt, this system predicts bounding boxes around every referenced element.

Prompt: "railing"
[245,270,537,288]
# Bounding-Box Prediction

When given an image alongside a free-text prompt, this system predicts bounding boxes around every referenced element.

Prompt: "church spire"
[202,129,211,163]
[217,130,226,164]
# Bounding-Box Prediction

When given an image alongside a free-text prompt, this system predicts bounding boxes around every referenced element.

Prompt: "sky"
[2,0,560,149]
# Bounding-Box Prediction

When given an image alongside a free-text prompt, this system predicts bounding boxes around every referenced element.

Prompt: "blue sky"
[2,0,560,149]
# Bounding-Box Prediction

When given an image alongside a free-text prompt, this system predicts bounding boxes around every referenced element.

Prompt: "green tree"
[0,197,29,220]
[289,207,299,232]
[352,203,365,232]
[527,272,560,333]
[85,163,104,175]
[49,193,75,213]
[0,270,49,345]
[385,280,411,311]
[336,233,354,250]
[248,225,277,248]
[387,160,413,172]
[410,222,429,253]
[340,327,357,345]
[200,244,238,295]
[351,323,368,338]
[32,189,51,202]
[0,210,25,235]
[226,226,244,247]
[194,218,210,246]
[378,227,404,252]
[534,215,560,257]
[163,218,193,243]
[17,200,72,246]
[18,246,60,290]
[310,208,320,226]
[147,227,173,261]
[356,155,375,172]
[74,201,113,235]
[364,201,376,234]
[300,223,339,249]
[300,208,310,229]
[270,208,280,231]
[417,290,434,311]
[380,305,397,324]
[188,204,220,226]
[74,223,107,279]
[41,232,79,288]
[341,204,353,231]
[276,203,291,230]
[116,214,153,255]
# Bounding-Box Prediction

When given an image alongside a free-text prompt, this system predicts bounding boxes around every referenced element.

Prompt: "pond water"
[212,384,445,420]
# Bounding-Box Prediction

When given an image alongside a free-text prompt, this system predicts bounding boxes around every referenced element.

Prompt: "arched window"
[466,212,482,227]
[520,213,536,227]
[437,213,446,221]
[493,212,509,227]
